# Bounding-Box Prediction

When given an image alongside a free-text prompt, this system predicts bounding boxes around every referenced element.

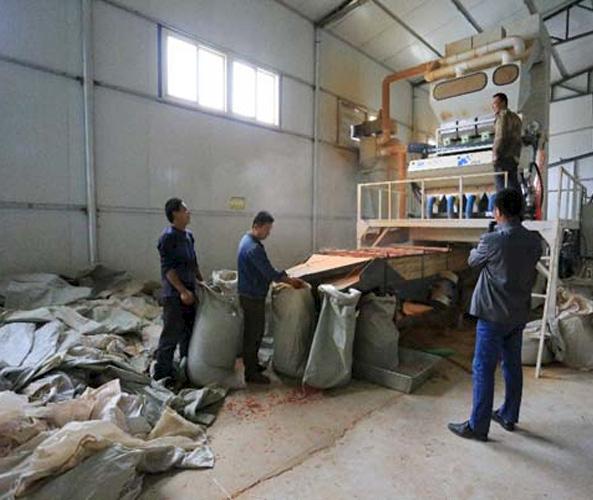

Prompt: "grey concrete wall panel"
[0,62,85,204]
[0,210,88,275]
[281,77,314,136]
[94,88,313,214]
[112,0,315,83]
[93,1,158,96]
[0,0,81,74]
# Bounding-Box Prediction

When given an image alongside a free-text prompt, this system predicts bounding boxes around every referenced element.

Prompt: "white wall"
[0,0,88,276]
[547,94,593,218]
[0,0,414,279]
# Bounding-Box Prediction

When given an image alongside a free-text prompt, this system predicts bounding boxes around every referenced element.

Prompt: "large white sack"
[303,285,361,389]
[521,320,554,366]
[269,283,315,378]
[550,288,593,370]
[187,284,243,388]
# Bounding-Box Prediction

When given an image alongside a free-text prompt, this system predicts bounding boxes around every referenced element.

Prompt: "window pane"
[166,36,197,101]
[232,61,256,118]
[198,47,225,111]
[256,69,277,125]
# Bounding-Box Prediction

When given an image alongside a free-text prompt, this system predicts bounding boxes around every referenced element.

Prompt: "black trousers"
[154,296,196,380]
[240,295,266,377]
[494,159,521,193]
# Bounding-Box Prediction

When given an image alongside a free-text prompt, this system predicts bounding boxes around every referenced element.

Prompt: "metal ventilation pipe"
[439,36,526,66]
[426,50,514,82]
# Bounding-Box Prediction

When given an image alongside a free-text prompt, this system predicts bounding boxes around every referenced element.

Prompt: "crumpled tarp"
[0,274,92,310]
[0,266,229,499]
[0,381,214,498]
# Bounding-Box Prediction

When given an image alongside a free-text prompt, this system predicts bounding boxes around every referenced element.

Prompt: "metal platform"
[357,217,579,245]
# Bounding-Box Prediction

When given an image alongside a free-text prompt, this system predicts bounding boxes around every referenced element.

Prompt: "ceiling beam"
[316,0,369,28]
[552,63,593,86]
[450,0,482,33]
[371,0,443,58]
[543,0,583,20]
[523,0,569,78]
[553,28,593,46]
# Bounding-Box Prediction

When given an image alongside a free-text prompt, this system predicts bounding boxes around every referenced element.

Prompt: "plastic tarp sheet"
[303,286,361,389]
[0,379,216,498]
[0,266,228,499]
[354,293,399,370]
[187,284,243,388]
[0,274,92,310]
[550,288,593,370]
[269,283,315,378]
[75,265,145,299]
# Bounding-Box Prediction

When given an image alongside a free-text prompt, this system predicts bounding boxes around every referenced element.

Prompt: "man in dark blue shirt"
[238,211,305,384]
[154,198,203,384]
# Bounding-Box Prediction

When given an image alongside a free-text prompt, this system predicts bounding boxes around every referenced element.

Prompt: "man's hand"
[286,277,307,289]
[180,289,195,306]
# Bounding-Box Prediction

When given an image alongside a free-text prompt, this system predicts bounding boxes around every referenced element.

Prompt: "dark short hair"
[493,92,508,106]
[165,198,184,223]
[494,188,523,218]
[252,211,275,227]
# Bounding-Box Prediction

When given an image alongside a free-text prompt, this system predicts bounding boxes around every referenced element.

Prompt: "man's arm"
[165,269,195,305]
[250,246,286,283]
[468,234,492,269]
[250,246,305,288]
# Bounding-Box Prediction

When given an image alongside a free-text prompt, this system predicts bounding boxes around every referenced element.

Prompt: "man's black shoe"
[245,372,270,385]
[492,410,515,432]
[447,421,488,442]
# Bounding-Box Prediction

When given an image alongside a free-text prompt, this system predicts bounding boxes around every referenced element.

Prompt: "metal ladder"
[533,219,561,378]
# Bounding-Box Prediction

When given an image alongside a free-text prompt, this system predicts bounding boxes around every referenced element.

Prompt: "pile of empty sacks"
[0,267,226,499]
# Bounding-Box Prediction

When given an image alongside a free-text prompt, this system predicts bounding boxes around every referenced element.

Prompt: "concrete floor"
[141,325,593,500]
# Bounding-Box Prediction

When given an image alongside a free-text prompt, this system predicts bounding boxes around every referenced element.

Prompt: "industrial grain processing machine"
[352,15,589,378]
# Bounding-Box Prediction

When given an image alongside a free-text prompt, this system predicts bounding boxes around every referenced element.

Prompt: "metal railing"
[553,166,588,221]
[357,166,587,223]
[357,171,508,221]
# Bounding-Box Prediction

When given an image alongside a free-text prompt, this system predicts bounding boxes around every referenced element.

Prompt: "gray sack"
[303,285,361,389]
[354,293,399,370]
[269,284,316,378]
[187,284,243,387]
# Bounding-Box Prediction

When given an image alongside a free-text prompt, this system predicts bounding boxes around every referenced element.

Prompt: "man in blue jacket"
[154,198,203,386]
[449,189,542,441]
[238,211,305,384]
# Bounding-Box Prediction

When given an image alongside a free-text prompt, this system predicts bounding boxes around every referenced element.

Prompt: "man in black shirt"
[154,198,203,384]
